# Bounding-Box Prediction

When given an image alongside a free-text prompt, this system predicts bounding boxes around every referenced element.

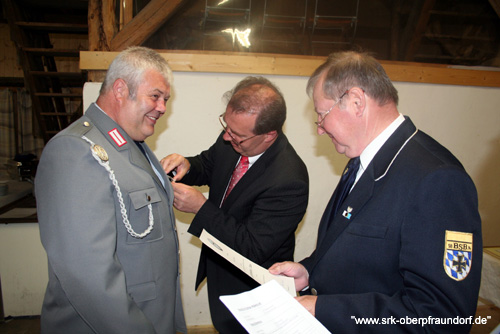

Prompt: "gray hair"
[100,46,172,99]
[307,51,399,106]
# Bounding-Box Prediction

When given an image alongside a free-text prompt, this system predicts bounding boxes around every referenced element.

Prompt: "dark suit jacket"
[300,117,482,333]
[183,132,309,333]
[36,104,186,333]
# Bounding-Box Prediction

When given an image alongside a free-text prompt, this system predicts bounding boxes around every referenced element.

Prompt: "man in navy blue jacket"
[270,51,482,333]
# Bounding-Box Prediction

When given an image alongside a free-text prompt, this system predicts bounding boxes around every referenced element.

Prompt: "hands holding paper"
[269,261,318,317]
[199,231,329,333]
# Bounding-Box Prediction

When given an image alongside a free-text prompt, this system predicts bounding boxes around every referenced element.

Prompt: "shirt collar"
[359,113,405,174]
[241,152,263,169]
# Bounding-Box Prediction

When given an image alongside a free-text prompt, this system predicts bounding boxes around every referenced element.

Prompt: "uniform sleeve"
[314,167,482,334]
[36,135,157,333]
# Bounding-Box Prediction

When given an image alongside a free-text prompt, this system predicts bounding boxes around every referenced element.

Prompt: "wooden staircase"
[2,0,88,143]
[397,0,500,65]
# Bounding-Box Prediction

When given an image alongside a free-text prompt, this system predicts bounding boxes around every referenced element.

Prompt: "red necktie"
[223,156,249,203]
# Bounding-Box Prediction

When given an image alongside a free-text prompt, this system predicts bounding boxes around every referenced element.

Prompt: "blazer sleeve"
[182,132,224,187]
[313,167,482,334]
[36,135,157,333]
[190,176,308,266]
[185,135,309,267]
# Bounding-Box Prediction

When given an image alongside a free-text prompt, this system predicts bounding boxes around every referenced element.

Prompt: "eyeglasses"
[219,114,260,146]
[315,90,348,128]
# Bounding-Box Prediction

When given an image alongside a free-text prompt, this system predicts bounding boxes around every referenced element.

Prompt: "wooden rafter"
[403,0,436,61]
[88,0,116,51]
[489,0,500,18]
[88,0,185,52]
[120,0,134,30]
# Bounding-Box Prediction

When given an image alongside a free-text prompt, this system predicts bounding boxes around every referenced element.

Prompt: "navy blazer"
[301,117,482,333]
[183,132,309,333]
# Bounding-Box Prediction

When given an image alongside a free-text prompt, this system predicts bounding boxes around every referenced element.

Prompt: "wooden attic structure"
[2,0,500,142]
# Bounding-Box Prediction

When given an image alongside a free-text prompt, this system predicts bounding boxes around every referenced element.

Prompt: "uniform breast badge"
[342,206,353,219]
[91,144,108,162]
[443,230,473,281]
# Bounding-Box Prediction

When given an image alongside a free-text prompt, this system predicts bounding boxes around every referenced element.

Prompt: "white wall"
[1,71,499,327]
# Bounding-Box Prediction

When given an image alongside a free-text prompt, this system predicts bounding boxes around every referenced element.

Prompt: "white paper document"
[199,229,296,296]
[220,279,331,334]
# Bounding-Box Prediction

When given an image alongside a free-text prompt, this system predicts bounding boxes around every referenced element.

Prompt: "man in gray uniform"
[35,46,186,334]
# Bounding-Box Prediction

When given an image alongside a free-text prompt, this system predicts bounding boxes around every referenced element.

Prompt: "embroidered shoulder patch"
[443,230,473,281]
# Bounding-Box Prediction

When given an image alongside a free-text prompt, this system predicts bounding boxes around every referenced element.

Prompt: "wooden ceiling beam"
[110,0,185,51]
[404,0,436,61]
[489,0,500,18]
[120,0,134,30]
[88,0,116,52]
[88,0,185,53]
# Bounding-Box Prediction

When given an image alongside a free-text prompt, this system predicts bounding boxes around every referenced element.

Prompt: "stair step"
[430,10,496,20]
[15,21,87,33]
[0,77,25,87]
[30,71,84,79]
[35,93,82,98]
[23,47,82,57]
[424,34,493,42]
[40,112,74,116]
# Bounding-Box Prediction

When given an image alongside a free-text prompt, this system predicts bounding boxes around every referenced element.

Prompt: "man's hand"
[268,261,310,292]
[160,154,190,181]
[295,295,317,317]
[171,182,206,214]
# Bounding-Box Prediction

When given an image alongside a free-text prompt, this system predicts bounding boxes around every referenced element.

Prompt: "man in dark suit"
[36,47,186,333]
[161,76,309,333]
[270,51,482,333]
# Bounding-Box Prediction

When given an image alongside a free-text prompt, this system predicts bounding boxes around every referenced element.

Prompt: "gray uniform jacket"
[35,103,186,333]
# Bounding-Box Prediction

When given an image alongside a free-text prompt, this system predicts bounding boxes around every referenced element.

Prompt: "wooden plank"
[382,62,500,87]
[488,0,500,18]
[110,0,185,51]
[390,0,401,60]
[88,0,116,51]
[23,48,80,57]
[88,0,100,51]
[87,70,107,83]
[120,0,134,29]
[15,22,87,33]
[80,51,500,87]
[35,93,82,98]
[404,0,436,61]
[30,71,84,78]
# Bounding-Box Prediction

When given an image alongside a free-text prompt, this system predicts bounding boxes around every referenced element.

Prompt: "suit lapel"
[220,133,287,208]
[315,165,375,260]
[310,118,418,272]
[217,151,240,208]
